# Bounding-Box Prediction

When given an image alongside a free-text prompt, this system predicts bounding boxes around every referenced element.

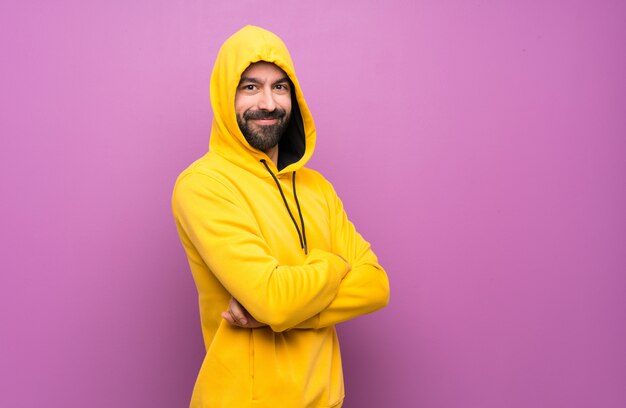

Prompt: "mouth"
[244,109,286,123]
[250,118,279,125]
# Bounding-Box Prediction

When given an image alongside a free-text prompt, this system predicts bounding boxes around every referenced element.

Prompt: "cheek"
[234,94,251,116]
[280,96,292,114]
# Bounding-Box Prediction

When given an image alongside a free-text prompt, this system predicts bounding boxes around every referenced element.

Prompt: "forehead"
[239,61,288,81]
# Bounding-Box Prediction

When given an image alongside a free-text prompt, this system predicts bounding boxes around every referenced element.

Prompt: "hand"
[221,297,267,329]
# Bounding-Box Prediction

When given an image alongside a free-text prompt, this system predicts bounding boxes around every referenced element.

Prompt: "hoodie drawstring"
[260,159,308,254]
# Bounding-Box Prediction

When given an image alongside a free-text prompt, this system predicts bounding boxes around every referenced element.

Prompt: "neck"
[265,145,279,167]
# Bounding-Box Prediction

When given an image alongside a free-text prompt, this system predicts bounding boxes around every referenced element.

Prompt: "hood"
[208,25,316,176]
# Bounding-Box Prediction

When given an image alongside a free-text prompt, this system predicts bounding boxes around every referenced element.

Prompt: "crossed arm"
[222,255,353,329]
[219,183,388,330]
[174,172,389,332]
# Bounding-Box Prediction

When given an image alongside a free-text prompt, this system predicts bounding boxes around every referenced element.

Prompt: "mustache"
[243,109,286,120]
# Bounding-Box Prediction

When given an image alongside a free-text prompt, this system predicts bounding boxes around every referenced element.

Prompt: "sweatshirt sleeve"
[172,172,349,332]
[292,180,390,329]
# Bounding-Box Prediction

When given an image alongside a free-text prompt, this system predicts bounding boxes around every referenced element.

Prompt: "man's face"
[235,62,292,152]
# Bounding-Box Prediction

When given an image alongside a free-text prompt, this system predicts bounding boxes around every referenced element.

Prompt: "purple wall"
[1,1,625,407]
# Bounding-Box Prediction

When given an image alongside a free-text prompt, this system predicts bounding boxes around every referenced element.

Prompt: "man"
[172,25,389,408]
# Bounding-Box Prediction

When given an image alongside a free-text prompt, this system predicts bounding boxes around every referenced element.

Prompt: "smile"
[250,118,279,125]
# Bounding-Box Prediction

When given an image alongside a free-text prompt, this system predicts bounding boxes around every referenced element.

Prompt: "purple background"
[1,1,625,407]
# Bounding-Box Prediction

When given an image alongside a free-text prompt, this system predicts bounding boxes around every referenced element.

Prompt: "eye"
[244,85,255,90]
[275,83,290,92]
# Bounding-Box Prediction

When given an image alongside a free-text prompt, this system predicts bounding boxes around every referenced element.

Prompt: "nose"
[257,89,276,111]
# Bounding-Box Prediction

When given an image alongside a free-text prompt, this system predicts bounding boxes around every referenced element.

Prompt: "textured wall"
[1,1,625,407]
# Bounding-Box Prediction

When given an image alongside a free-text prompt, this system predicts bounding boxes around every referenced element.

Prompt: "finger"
[227,309,239,326]
[229,299,248,325]
[229,307,248,327]
[221,311,235,324]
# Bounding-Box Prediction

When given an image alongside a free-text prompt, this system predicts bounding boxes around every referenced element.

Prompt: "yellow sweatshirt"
[172,25,390,408]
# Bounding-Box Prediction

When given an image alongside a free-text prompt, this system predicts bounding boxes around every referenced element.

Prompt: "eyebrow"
[239,76,290,86]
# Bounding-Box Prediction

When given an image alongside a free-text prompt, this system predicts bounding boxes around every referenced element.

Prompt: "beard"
[237,108,291,152]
